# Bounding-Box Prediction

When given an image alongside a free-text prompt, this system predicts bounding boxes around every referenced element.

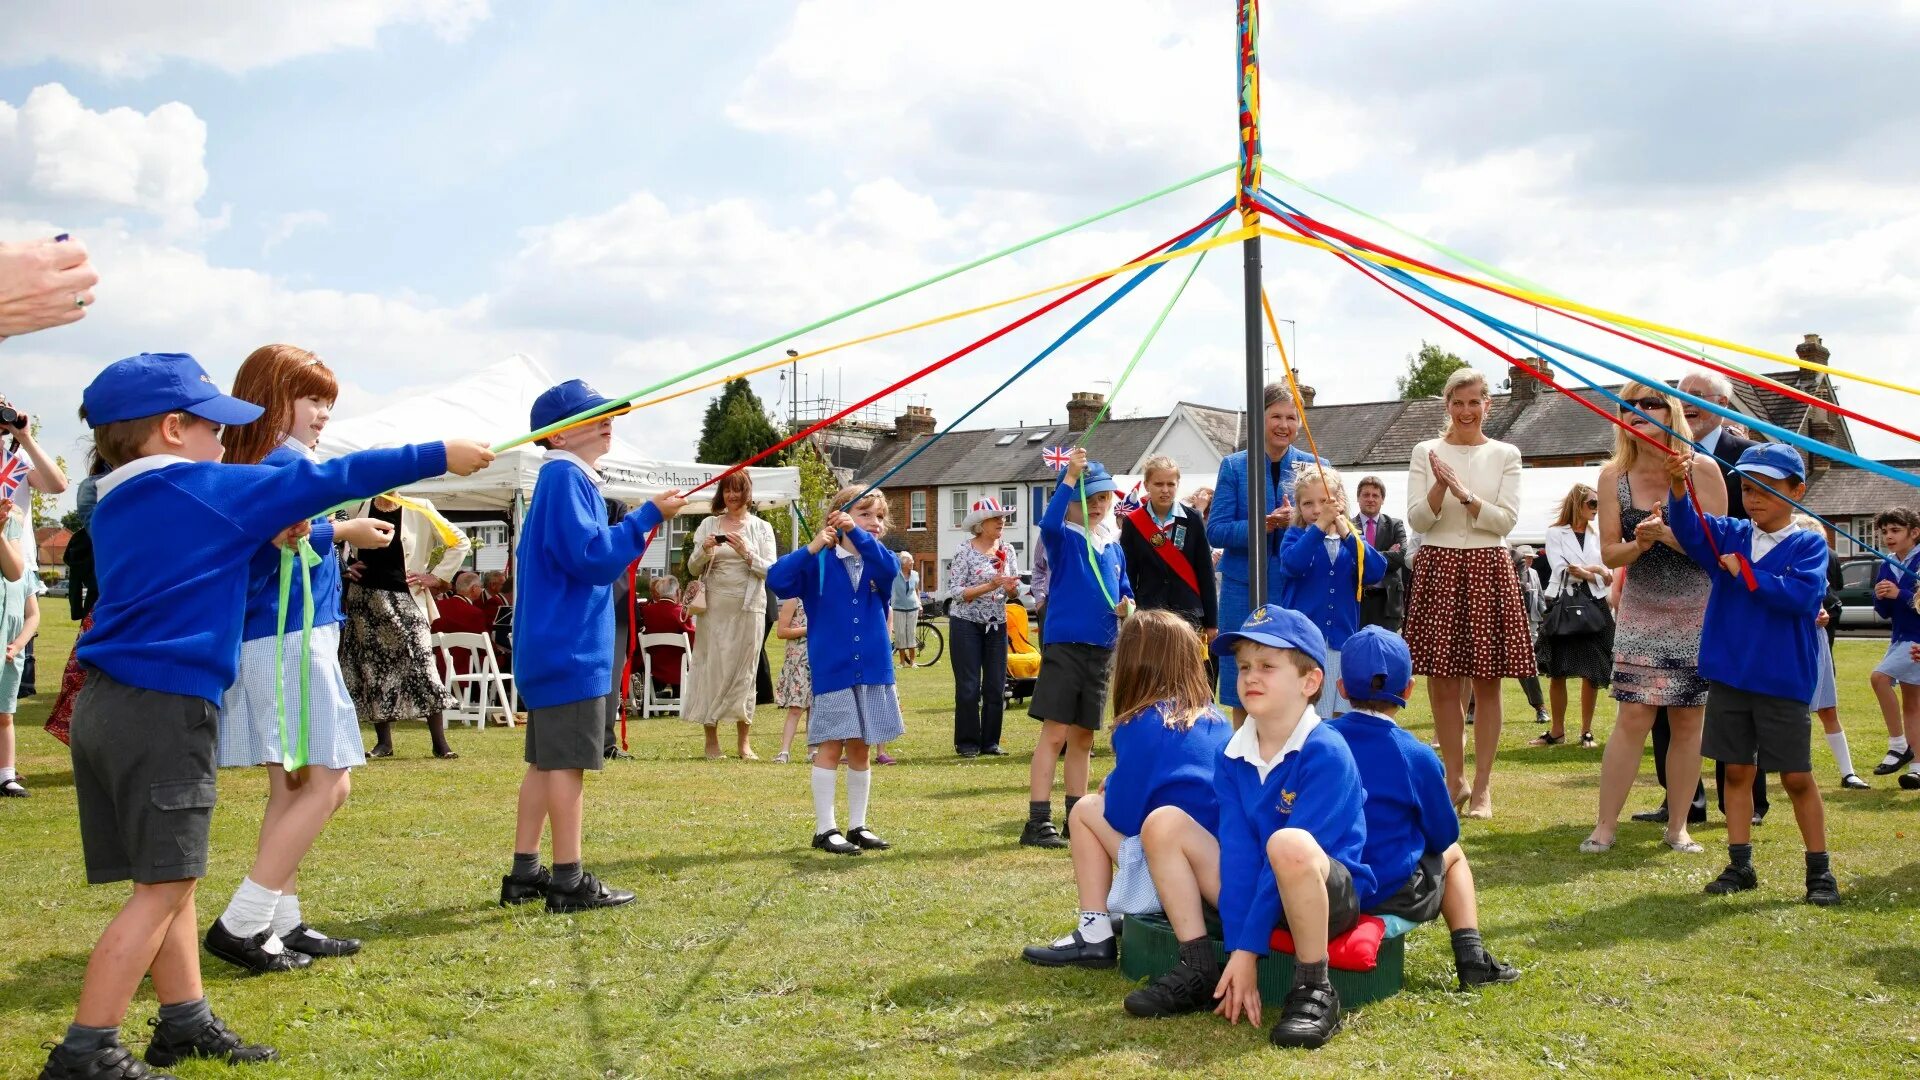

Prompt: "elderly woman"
[948,497,1022,757]
[1207,383,1327,723]
[1533,483,1614,748]
[1404,368,1532,819]
[682,471,777,760]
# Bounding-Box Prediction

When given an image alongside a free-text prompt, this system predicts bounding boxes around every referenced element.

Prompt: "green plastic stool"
[1118,914,1407,1007]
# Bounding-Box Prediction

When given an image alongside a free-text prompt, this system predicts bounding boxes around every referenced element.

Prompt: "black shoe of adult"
[367,744,393,759]
[812,829,862,856]
[846,825,891,851]
[604,748,633,761]
[1873,747,1915,775]
[500,866,551,906]
[281,923,362,958]
[1,776,27,797]
[1704,863,1759,895]
[1269,981,1342,1049]
[1457,949,1521,989]
[1900,772,1920,791]
[1019,820,1067,849]
[40,1041,174,1079]
[956,746,981,758]
[1629,805,1669,824]
[983,745,1007,756]
[1805,870,1841,906]
[202,921,312,974]
[545,871,636,913]
[1021,929,1116,969]
[1123,960,1216,1017]
[143,1015,278,1068]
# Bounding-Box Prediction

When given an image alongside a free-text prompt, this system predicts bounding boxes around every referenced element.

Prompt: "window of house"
[999,486,1019,523]
[952,488,969,523]
[1026,430,1052,443]
[910,490,927,529]
[995,432,1019,446]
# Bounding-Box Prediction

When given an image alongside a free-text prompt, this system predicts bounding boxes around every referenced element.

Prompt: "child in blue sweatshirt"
[1329,627,1519,990]
[1020,609,1231,970]
[769,484,904,855]
[46,353,489,1080]
[1665,443,1838,906]
[1867,507,1920,788]
[1276,464,1385,717]
[1023,447,1134,849]
[1126,605,1371,1051]
[500,381,684,914]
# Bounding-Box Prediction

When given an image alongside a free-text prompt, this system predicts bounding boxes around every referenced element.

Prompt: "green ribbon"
[273,538,321,772]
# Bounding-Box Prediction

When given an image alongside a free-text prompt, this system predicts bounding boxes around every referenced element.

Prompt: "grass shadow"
[1501,888,1797,953]
[17,768,75,791]
[1461,822,1670,889]
[1847,945,1920,990]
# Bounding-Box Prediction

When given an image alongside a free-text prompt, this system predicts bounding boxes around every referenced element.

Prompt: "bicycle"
[912,616,945,667]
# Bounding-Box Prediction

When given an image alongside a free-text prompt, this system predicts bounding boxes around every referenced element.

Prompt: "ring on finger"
[72,293,89,308]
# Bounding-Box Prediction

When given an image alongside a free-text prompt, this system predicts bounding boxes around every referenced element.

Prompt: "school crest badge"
[1278,790,1297,814]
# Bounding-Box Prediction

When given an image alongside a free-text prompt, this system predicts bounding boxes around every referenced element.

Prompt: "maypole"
[1236,0,1270,606]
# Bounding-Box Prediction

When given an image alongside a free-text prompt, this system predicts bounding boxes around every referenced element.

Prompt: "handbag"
[1542,572,1612,638]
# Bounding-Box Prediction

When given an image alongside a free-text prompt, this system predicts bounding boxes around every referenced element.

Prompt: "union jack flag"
[0,450,27,500]
[1116,482,1144,514]
[1040,446,1071,472]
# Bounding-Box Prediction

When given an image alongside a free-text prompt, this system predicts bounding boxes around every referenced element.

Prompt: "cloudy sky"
[5,0,1918,503]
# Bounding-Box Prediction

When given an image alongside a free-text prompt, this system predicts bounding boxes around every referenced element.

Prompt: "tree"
[60,508,85,533]
[760,437,842,555]
[1395,341,1471,400]
[695,379,782,465]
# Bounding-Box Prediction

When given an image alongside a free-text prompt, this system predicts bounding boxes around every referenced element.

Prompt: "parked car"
[1837,555,1893,630]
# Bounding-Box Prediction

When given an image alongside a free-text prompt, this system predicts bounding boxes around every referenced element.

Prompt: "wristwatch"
[1458,492,1477,508]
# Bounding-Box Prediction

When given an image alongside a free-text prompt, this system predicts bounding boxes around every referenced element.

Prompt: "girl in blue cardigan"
[1276,464,1386,718]
[1021,609,1231,970]
[769,485,903,856]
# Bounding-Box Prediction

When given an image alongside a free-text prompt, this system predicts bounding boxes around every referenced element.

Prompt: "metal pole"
[1237,0,1268,608]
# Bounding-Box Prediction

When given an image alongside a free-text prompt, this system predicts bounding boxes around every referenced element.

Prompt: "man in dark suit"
[1637,372,1769,827]
[1353,475,1410,634]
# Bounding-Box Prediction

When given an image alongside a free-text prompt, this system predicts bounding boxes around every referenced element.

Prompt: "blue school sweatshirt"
[768,524,897,696]
[1039,475,1133,648]
[1101,703,1234,838]
[1276,525,1387,649]
[240,443,343,641]
[1874,549,1920,644]
[1327,710,1459,910]
[1666,492,1828,703]
[78,443,449,705]
[512,457,663,709]
[1214,715,1374,956]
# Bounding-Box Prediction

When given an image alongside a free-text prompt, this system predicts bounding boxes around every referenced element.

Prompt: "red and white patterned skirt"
[1404,545,1538,680]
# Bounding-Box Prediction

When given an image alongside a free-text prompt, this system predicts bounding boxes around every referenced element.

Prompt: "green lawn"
[2,609,1917,1078]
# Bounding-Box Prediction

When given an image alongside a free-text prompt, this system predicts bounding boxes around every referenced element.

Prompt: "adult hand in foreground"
[0,237,97,341]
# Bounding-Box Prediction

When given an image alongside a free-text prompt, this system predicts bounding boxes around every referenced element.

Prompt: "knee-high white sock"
[271,893,304,938]
[1891,735,1910,753]
[847,767,872,830]
[811,766,838,833]
[220,877,281,941]
[1825,731,1857,777]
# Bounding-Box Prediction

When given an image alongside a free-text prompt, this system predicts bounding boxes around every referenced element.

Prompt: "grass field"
[2,609,1918,1078]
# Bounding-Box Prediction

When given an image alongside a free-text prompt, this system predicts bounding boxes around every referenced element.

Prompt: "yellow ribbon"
[375,492,464,547]
[1262,288,1364,601]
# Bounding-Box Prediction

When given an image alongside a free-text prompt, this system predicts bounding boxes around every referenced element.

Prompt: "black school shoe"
[142,1015,277,1068]
[1123,960,1216,1017]
[1630,804,1708,825]
[1805,870,1842,907]
[1900,772,1920,791]
[1269,982,1342,1049]
[499,866,552,906]
[1703,863,1759,895]
[545,872,636,913]
[1457,949,1521,990]
[812,829,862,855]
[1021,929,1116,969]
[39,1041,174,1079]
[281,923,361,958]
[203,921,312,974]
[1020,820,1067,849]
[1873,747,1915,775]
[1,776,28,797]
[846,825,891,851]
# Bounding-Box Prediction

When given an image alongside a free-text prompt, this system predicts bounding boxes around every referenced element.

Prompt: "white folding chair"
[435,632,518,728]
[638,632,691,718]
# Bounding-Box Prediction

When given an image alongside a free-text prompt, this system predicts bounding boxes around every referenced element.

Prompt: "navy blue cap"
[1339,625,1414,707]
[1079,461,1119,497]
[531,379,614,432]
[82,353,264,427]
[1735,442,1805,483]
[1210,604,1327,672]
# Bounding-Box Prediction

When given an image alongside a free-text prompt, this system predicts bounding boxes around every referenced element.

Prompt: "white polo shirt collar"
[1223,705,1323,784]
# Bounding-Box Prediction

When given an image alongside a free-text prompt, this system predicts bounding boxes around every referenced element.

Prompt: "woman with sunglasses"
[1533,484,1613,748]
[1581,381,1726,855]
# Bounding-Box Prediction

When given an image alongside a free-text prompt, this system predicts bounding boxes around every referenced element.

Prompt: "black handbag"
[1542,581,1612,638]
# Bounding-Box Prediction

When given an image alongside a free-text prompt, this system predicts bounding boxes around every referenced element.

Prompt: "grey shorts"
[1029,642,1112,731]
[1702,681,1813,774]
[1203,857,1362,944]
[525,692,617,771]
[69,669,219,885]
[1368,850,1447,924]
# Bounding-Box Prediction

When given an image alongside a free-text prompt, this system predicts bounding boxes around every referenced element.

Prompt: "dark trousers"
[1518,675,1544,711]
[1651,707,1769,817]
[951,617,1007,752]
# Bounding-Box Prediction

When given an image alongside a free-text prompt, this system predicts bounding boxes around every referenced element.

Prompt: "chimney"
[1290,370,1317,409]
[1067,391,1106,431]
[1796,333,1830,366]
[1797,334,1838,476]
[1508,358,1551,406]
[893,404,935,440]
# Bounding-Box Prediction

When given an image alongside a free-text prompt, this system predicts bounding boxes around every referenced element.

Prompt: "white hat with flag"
[961,497,1016,533]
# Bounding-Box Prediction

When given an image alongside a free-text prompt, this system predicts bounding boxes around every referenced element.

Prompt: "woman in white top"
[682,471,777,760]
[1403,368,1535,819]
[1532,484,1614,748]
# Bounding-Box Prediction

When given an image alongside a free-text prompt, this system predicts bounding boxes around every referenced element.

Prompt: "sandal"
[1578,836,1615,854]
[1579,733,1596,748]
[1529,732,1564,747]
[772,751,791,764]
[1663,836,1705,854]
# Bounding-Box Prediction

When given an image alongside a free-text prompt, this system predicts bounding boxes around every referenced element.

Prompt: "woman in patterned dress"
[1582,381,1725,854]
[772,597,810,763]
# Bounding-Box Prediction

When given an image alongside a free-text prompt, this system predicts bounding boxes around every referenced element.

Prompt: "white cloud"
[0,1,490,76]
[0,84,208,230]
[262,210,330,255]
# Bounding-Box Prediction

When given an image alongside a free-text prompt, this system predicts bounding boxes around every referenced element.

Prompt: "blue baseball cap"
[1735,442,1805,483]
[1339,626,1414,707]
[1210,603,1327,672]
[82,352,264,427]
[531,379,615,432]
[1079,461,1119,497]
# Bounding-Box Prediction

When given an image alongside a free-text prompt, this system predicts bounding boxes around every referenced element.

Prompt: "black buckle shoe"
[1873,747,1915,775]
[1,776,28,797]
[1019,820,1067,849]
[1805,870,1841,907]
[203,921,311,974]
[40,1041,173,1079]
[281,923,361,958]
[812,829,862,856]
[1704,863,1759,895]
[1123,960,1217,1017]
[1457,949,1522,989]
[1900,772,1920,791]
[1021,929,1116,969]
[143,1015,277,1068]
[545,871,636,913]
[1270,981,1342,1049]
[500,866,552,906]
[846,825,891,851]
[1840,773,1871,790]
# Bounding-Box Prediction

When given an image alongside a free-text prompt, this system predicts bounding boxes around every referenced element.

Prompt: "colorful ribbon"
[1259,288,1364,601]
[272,538,321,772]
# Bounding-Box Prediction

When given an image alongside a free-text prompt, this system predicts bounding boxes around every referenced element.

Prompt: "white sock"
[1059,909,1114,946]
[846,767,871,830]
[1892,736,1911,754]
[0,766,15,782]
[271,893,304,938]
[219,877,281,939]
[811,766,838,834]
[1825,731,1856,777]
